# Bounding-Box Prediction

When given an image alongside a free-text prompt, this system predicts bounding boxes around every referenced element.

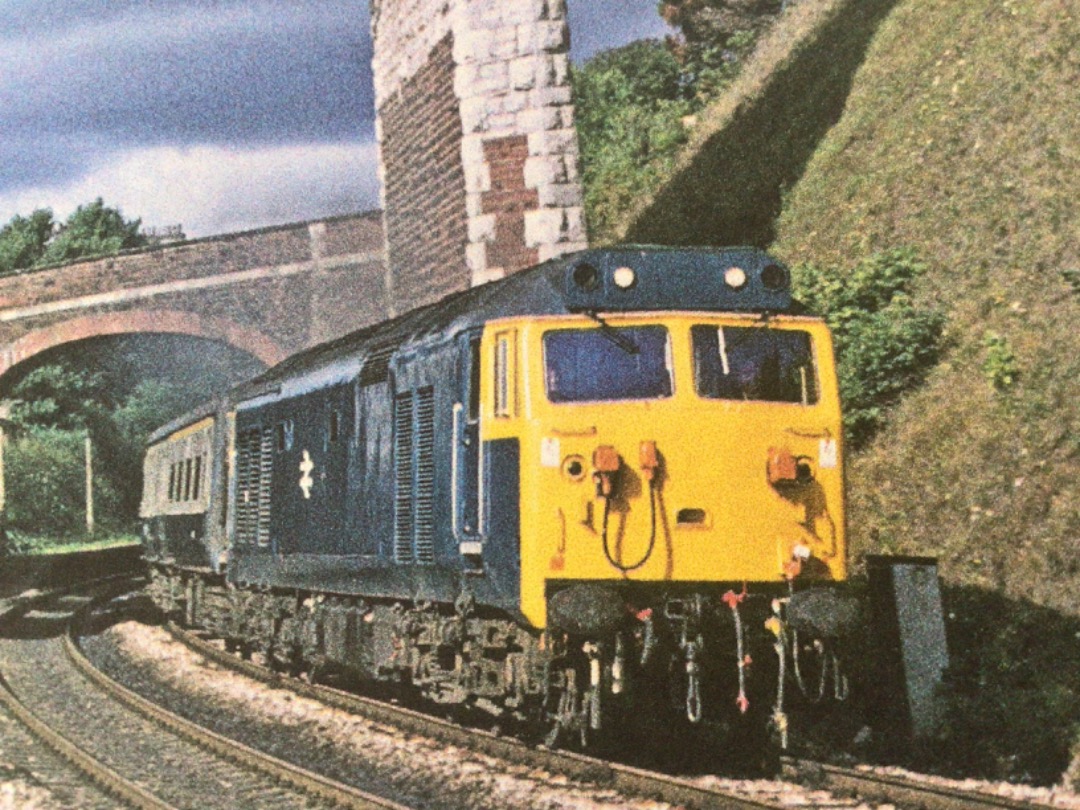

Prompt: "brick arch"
[0,310,286,379]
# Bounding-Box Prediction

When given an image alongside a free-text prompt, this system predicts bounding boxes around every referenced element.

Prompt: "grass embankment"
[605,0,1078,785]
[769,3,1079,780]
[3,531,139,556]
[771,0,1078,613]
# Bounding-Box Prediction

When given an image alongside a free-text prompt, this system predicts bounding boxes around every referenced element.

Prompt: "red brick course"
[482,135,540,273]
[378,35,470,311]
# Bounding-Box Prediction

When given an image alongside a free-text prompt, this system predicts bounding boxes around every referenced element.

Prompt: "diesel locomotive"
[141,246,861,753]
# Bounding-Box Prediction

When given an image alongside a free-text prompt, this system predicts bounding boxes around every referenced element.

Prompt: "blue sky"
[0,1,670,238]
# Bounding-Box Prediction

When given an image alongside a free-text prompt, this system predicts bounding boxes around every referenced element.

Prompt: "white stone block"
[516,106,562,134]
[545,0,568,20]
[524,208,565,247]
[518,20,567,53]
[486,111,519,132]
[468,213,497,242]
[538,183,584,208]
[509,55,541,90]
[527,128,578,157]
[459,135,486,165]
[496,91,528,115]
[459,96,489,134]
[478,60,509,82]
[523,155,565,187]
[463,162,490,193]
[464,190,485,218]
[539,235,588,262]
[529,56,557,90]
[529,86,572,108]
[551,53,569,85]
[563,206,587,243]
[453,61,482,97]
[562,153,581,182]
[465,240,488,274]
[491,34,520,60]
[471,266,506,287]
[453,29,491,62]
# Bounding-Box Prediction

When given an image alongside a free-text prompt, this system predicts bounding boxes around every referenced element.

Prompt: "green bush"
[982,332,1019,392]
[572,32,761,242]
[5,427,122,537]
[792,248,945,447]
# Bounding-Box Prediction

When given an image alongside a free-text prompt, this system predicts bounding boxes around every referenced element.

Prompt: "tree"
[5,428,121,536]
[41,198,147,266]
[8,365,109,432]
[3,365,189,535]
[659,0,785,45]
[0,199,148,274]
[572,40,693,241]
[0,209,55,273]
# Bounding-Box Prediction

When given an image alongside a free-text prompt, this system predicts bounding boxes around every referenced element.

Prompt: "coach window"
[168,463,178,502]
[192,455,203,501]
[328,409,341,444]
[183,457,194,501]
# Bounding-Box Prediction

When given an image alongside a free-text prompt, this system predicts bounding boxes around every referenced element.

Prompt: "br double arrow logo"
[299,450,315,499]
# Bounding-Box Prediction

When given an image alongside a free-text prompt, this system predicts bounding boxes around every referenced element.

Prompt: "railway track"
[2,580,1062,810]
[0,584,410,810]
[162,620,1063,810]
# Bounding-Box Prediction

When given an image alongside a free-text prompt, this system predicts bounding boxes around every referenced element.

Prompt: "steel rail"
[65,626,411,810]
[167,623,1063,810]
[781,757,1055,810]
[0,670,176,810]
[165,623,795,810]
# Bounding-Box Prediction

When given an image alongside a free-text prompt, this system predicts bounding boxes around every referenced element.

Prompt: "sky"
[0,1,671,239]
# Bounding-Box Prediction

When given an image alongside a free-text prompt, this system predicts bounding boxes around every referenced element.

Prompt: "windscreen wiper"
[585,311,639,354]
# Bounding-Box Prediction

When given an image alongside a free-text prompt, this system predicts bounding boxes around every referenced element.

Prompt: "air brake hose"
[600,477,658,573]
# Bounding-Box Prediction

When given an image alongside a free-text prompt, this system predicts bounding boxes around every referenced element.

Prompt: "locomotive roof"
[229,245,796,408]
[146,396,221,446]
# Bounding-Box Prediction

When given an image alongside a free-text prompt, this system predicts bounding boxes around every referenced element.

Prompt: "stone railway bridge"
[0,213,387,378]
[0,0,587,383]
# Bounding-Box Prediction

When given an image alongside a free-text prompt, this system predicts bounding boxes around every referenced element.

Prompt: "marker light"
[613,266,636,289]
[761,263,789,290]
[724,266,747,289]
[572,262,600,291]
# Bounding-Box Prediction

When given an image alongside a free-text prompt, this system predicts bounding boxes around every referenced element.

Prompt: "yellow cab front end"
[479,311,846,631]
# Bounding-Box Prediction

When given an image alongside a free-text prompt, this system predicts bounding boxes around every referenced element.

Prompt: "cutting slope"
[770,0,1078,614]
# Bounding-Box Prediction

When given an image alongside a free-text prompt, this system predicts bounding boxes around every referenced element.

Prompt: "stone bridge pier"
[371,0,588,313]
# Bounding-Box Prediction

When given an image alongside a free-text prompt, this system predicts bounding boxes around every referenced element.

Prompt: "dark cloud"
[0,0,668,235]
[0,1,378,144]
[0,1,373,190]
